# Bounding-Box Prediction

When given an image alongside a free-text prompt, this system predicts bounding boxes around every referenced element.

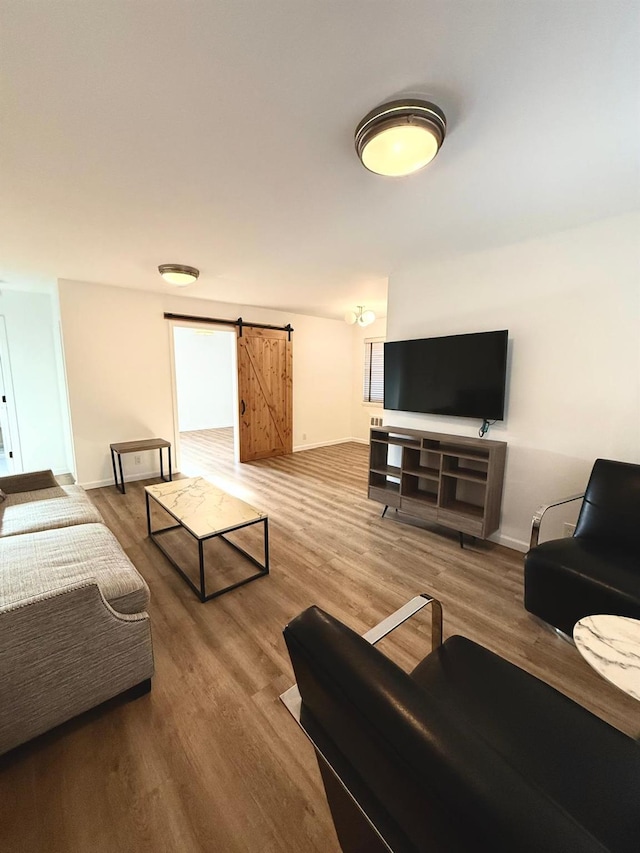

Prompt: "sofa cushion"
[0,485,103,538]
[0,469,58,494]
[0,523,149,615]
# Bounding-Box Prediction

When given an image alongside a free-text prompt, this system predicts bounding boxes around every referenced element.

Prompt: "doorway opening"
[0,316,21,476]
[172,325,238,476]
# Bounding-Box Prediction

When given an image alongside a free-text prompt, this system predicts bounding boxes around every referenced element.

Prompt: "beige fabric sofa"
[0,470,154,755]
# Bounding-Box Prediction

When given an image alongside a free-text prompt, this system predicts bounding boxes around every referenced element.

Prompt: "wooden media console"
[368,426,507,543]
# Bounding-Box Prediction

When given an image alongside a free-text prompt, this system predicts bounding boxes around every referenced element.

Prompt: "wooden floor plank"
[0,429,638,852]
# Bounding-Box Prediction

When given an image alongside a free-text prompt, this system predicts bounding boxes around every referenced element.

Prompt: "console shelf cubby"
[368,426,507,541]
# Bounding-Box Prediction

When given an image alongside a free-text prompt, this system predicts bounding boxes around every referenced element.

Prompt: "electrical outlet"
[134,455,141,465]
[563,522,576,538]
[302,433,307,441]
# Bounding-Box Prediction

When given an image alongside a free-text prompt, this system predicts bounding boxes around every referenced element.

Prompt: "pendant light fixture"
[355,99,446,177]
[158,264,200,286]
[345,306,376,327]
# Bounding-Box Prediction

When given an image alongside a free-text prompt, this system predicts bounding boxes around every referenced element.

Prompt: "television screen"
[384,330,508,420]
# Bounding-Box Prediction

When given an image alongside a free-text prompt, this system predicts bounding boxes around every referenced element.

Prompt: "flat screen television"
[384,330,508,420]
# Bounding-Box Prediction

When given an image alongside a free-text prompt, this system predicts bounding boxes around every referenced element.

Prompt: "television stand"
[369,426,507,542]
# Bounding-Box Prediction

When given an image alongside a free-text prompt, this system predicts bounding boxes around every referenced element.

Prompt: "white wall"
[0,288,72,474]
[58,281,354,487]
[351,317,387,442]
[386,212,640,551]
[291,312,353,449]
[174,327,235,431]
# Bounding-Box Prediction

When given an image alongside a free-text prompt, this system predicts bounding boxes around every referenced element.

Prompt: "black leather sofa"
[524,458,640,635]
[283,604,640,853]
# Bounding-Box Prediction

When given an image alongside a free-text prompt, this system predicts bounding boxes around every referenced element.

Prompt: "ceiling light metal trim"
[158,263,200,286]
[355,99,446,177]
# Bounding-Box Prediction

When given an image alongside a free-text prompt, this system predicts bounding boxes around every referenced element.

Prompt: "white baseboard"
[293,437,361,452]
[491,532,528,553]
[82,470,159,491]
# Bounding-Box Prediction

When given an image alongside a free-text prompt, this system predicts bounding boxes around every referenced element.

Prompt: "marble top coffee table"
[573,615,640,701]
[145,477,269,602]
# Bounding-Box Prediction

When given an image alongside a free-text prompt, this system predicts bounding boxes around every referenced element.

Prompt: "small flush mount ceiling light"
[345,306,376,327]
[355,99,446,177]
[158,263,200,286]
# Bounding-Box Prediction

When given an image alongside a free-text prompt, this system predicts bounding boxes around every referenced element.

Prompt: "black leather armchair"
[524,458,640,635]
[282,598,640,853]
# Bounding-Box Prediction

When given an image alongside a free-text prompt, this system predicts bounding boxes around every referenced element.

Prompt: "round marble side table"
[573,615,640,701]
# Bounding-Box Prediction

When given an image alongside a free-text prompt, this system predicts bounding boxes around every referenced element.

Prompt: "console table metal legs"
[110,440,172,494]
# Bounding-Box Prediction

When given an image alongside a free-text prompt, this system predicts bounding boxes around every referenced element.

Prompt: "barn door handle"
[241,399,246,415]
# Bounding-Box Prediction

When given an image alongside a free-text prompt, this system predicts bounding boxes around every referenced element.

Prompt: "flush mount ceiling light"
[345,306,376,327]
[355,99,446,177]
[158,264,200,286]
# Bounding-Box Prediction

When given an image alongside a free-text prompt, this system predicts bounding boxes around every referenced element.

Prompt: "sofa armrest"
[0,469,58,495]
[0,580,153,755]
[530,494,585,549]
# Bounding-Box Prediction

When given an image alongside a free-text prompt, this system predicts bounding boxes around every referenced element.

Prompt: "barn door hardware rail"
[164,312,294,340]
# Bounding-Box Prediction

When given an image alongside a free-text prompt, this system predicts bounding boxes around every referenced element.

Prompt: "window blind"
[363,340,384,403]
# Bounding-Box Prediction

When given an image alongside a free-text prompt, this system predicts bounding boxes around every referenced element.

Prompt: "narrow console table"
[110,438,172,494]
[368,426,507,545]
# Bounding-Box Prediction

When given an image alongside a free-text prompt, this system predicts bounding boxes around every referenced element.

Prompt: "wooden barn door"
[237,327,292,462]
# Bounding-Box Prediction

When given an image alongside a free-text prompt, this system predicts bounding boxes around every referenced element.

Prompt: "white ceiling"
[1,1,638,319]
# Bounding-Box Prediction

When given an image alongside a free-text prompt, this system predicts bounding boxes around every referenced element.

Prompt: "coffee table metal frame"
[145,489,269,602]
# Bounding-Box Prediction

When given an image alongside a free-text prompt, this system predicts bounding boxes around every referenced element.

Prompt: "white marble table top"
[145,477,265,539]
[573,615,640,701]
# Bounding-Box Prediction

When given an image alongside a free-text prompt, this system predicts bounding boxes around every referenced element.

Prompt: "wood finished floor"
[1,430,638,852]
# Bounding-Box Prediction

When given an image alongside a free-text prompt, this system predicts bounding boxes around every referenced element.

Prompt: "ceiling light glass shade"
[345,306,376,327]
[158,264,200,286]
[358,310,376,327]
[355,99,446,177]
